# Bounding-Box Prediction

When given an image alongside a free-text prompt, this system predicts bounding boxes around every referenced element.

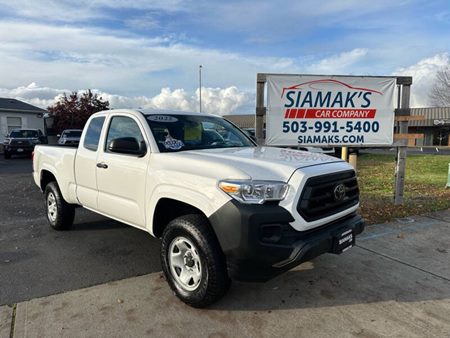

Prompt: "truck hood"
[179,146,343,181]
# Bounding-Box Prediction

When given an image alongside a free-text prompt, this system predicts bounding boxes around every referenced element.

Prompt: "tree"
[48,90,109,133]
[430,66,450,106]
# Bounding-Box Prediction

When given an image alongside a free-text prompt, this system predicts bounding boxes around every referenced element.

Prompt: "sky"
[0,0,449,115]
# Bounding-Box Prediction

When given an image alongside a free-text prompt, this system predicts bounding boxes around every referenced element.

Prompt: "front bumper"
[4,145,35,154]
[208,200,364,282]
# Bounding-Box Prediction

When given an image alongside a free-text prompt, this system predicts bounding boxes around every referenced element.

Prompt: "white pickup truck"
[33,109,364,307]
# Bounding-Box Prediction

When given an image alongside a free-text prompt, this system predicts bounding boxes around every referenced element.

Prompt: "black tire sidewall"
[161,224,210,301]
[44,182,74,230]
[160,215,229,307]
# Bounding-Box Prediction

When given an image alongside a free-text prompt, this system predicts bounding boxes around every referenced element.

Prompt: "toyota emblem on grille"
[333,184,346,201]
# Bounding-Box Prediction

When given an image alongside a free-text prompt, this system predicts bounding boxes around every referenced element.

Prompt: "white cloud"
[395,53,450,107]
[197,87,251,115]
[0,83,253,115]
[309,48,368,74]
[0,20,301,97]
[0,83,67,107]
[0,0,185,22]
[102,86,252,115]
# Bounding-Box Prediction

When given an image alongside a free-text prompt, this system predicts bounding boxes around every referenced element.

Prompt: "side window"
[83,116,105,151]
[105,116,144,152]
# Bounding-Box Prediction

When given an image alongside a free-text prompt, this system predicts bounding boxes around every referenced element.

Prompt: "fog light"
[260,224,282,243]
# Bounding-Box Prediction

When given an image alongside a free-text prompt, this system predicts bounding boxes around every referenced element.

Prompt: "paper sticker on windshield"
[164,138,184,150]
[147,115,178,123]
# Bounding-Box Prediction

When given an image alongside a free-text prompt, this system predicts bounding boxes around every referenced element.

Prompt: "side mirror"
[108,137,146,156]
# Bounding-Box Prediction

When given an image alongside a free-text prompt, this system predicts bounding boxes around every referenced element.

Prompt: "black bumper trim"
[208,200,364,282]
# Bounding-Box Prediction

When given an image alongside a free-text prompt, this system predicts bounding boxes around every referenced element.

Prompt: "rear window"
[83,117,105,151]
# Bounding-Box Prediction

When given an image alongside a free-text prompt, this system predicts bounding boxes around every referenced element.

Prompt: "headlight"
[218,180,288,204]
[32,139,40,144]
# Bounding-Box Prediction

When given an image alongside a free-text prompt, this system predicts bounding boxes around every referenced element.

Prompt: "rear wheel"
[160,214,230,308]
[44,182,75,230]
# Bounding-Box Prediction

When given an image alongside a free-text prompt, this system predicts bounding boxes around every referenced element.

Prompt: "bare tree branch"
[430,66,450,106]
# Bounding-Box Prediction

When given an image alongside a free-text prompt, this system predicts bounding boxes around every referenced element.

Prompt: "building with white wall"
[0,98,47,143]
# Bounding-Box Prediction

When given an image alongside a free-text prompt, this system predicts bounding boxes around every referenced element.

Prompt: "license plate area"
[332,229,354,254]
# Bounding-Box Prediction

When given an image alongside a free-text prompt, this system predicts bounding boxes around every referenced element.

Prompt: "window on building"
[7,117,22,134]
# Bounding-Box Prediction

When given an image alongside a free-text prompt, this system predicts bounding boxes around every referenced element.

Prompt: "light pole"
[199,65,202,113]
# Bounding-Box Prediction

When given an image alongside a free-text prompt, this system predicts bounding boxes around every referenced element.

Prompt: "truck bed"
[32,145,79,204]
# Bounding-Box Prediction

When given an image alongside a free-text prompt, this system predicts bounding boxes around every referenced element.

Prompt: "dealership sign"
[266,75,396,146]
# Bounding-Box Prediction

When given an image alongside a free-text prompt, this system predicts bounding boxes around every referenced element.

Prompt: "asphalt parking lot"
[1,156,450,337]
[0,156,161,306]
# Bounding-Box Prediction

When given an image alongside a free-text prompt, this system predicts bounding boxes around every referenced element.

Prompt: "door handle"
[96,163,108,169]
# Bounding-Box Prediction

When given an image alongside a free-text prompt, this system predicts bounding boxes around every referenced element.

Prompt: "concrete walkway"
[3,211,450,338]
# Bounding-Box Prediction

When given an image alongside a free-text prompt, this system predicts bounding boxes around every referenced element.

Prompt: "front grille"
[10,140,31,146]
[297,170,359,222]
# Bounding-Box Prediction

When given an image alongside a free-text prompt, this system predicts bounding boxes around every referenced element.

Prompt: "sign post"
[255,73,266,145]
[394,77,412,205]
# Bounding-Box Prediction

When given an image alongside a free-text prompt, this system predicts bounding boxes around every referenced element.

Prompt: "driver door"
[96,115,149,228]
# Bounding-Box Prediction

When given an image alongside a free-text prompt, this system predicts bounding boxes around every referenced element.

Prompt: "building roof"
[0,98,47,114]
[224,114,261,128]
[409,107,450,127]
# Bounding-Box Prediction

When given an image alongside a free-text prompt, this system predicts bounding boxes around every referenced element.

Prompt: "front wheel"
[44,182,75,230]
[160,214,230,308]
[4,151,11,159]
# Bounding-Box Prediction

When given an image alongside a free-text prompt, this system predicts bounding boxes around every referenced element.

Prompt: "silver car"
[58,129,83,145]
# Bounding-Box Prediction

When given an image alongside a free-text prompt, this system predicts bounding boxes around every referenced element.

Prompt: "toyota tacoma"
[33,109,364,307]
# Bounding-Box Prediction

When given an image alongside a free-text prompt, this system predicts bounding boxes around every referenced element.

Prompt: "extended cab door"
[95,115,149,228]
[75,116,106,209]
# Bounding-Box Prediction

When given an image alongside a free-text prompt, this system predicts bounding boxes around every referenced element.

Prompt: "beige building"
[409,107,450,146]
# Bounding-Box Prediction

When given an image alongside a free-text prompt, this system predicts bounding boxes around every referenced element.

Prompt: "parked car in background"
[58,129,83,146]
[241,128,257,142]
[3,129,47,159]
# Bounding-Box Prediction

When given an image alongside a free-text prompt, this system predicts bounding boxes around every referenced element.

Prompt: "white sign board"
[266,75,396,146]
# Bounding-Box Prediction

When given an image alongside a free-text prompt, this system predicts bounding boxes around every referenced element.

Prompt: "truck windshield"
[145,114,255,152]
[10,130,38,138]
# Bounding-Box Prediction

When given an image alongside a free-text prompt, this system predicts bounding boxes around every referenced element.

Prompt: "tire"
[4,151,11,159]
[160,214,230,308]
[44,182,75,230]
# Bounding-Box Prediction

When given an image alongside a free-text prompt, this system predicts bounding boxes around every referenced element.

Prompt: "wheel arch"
[152,198,210,238]
[147,184,230,237]
[40,169,57,191]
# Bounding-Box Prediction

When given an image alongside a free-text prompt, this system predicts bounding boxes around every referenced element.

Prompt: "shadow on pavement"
[211,247,450,312]
[71,219,129,231]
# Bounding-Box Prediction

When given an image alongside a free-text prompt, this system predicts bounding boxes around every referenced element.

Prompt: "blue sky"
[0,0,449,114]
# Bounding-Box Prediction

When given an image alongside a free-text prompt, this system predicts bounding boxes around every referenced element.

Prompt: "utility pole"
[199,65,202,113]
